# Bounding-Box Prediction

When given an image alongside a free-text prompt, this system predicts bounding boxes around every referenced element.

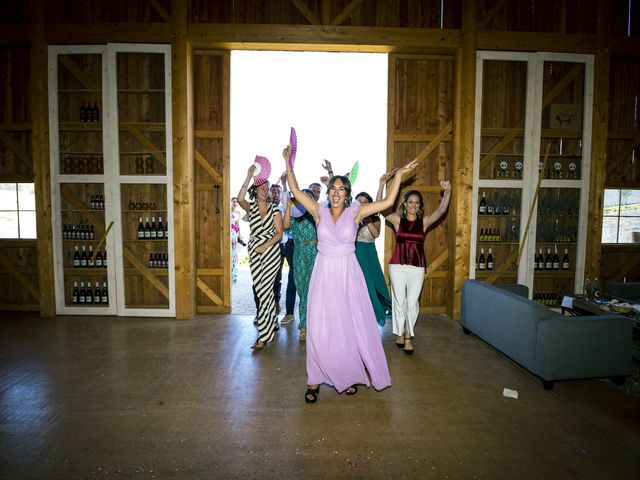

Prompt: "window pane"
[619,217,640,243]
[620,189,640,216]
[0,183,17,209]
[18,211,37,239]
[603,189,620,215]
[17,183,35,210]
[0,211,18,238]
[601,217,619,243]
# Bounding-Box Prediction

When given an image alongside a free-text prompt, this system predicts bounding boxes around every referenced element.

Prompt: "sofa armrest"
[535,314,633,381]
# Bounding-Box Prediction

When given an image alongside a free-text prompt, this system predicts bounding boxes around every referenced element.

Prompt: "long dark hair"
[399,190,424,218]
[326,175,352,207]
[355,191,379,224]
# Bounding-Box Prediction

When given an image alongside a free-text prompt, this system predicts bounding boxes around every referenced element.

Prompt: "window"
[602,189,640,243]
[0,183,37,239]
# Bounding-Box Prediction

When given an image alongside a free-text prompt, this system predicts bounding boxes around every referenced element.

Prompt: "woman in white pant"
[380,176,451,354]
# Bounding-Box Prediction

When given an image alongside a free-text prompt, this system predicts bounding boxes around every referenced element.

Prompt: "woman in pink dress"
[282,145,418,403]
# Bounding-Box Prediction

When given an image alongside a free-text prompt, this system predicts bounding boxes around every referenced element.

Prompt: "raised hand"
[440,180,451,192]
[396,159,419,177]
[247,164,257,178]
[321,159,333,173]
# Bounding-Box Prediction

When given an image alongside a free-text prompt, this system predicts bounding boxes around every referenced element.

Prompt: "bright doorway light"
[230,50,388,311]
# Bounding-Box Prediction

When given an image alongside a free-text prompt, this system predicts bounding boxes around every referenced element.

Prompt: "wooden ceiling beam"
[44,23,173,44]
[477,31,597,53]
[188,24,461,53]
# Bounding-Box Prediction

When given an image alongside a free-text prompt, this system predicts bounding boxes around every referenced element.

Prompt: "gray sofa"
[461,279,634,389]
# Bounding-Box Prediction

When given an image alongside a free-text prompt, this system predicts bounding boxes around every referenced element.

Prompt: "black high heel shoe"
[305,387,319,404]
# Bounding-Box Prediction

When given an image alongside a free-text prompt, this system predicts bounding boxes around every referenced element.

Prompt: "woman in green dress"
[283,189,318,341]
[354,191,392,326]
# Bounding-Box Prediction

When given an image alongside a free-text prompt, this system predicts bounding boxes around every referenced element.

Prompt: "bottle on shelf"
[544,248,552,270]
[87,245,95,268]
[79,101,87,122]
[479,192,487,215]
[72,281,79,304]
[479,228,485,242]
[150,217,157,239]
[94,282,101,304]
[101,282,108,304]
[537,248,543,270]
[157,217,164,239]
[73,245,80,268]
[85,284,93,304]
[95,249,103,268]
[149,252,155,268]
[91,101,100,122]
[478,248,486,271]
[533,250,539,271]
[162,252,168,268]
[80,245,88,268]
[552,248,560,270]
[102,249,107,267]
[79,282,86,304]
[138,217,145,239]
[562,249,570,270]
[144,217,151,238]
[487,248,494,270]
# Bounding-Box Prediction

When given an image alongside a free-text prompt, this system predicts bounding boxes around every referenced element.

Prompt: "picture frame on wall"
[550,103,582,129]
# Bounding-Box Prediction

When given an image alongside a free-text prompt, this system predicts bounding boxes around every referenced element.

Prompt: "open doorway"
[230,50,388,313]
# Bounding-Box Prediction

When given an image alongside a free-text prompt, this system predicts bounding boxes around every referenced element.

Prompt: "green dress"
[291,213,318,329]
[355,218,391,326]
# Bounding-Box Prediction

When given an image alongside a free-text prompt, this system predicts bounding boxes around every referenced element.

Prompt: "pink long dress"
[306,202,392,393]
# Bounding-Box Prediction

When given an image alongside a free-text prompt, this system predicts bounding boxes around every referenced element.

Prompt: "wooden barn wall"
[42,0,172,23]
[189,0,463,28]
[387,54,454,314]
[0,44,40,312]
[192,51,230,313]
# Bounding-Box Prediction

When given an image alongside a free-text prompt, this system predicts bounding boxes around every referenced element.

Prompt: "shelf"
[61,209,104,213]
[118,89,165,94]
[125,268,168,276]
[123,239,168,243]
[63,268,108,273]
[123,209,167,213]
[477,242,519,245]
[475,271,518,277]
[58,122,102,131]
[533,271,575,277]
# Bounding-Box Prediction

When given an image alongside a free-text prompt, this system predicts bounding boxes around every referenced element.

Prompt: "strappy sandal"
[299,329,306,341]
[395,335,405,348]
[305,387,319,404]
[345,385,358,395]
[251,340,265,350]
[403,339,414,356]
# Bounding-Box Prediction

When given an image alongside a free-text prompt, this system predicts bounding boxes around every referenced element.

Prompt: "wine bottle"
[479,192,487,214]
[478,248,486,271]
[72,281,79,304]
[537,248,543,270]
[73,245,80,268]
[533,250,539,271]
[95,249,103,268]
[87,245,95,268]
[90,195,96,209]
[91,101,100,122]
[138,217,144,239]
[479,228,485,242]
[562,249,570,270]
[150,217,157,239]
[102,249,107,267]
[79,282,86,304]
[157,217,164,239]
[94,282,101,304]
[545,248,552,270]
[79,100,87,122]
[552,248,560,270]
[85,284,93,304]
[144,217,151,238]
[487,248,494,270]
[80,245,88,267]
[162,252,168,268]
[101,282,108,304]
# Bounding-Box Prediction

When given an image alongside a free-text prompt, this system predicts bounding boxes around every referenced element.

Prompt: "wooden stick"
[91,221,114,262]
[516,143,551,266]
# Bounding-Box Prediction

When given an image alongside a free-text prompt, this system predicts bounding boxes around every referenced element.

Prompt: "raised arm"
[236,165,255,212]
[282,196,292,229]
[283,145,320,218]
[357,160,418,223]
[423,180,451,230]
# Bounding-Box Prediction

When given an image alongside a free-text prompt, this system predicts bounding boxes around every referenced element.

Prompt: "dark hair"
[399,190,424,218]
[248,181,270,201]
[326,175,352,207]
[355,192,373,203]
[309,182,321,189]
[270,184,282,192]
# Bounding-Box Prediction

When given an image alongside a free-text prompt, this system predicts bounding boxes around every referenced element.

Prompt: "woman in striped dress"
[237,165,283,350]
[283,189,318,341]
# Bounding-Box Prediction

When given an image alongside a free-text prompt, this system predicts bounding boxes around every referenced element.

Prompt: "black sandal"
[305,387,319,404]
[345,385,358,395]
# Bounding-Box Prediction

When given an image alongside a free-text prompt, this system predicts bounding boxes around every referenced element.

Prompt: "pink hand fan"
[252,155,271,186]
[289,127,297,169]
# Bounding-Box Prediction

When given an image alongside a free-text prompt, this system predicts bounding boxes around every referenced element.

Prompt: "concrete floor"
[1,312,639,480]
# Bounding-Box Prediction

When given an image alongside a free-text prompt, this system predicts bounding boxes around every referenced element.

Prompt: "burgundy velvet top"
[389,217,427,267]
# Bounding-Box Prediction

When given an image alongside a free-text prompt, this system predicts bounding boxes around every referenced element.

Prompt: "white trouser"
[388,264,425,338]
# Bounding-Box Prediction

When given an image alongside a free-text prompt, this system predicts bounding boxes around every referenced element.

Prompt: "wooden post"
[450,0,477,320]
[31,0,55,316]
[172,0,195,319]
[586,0,611,282]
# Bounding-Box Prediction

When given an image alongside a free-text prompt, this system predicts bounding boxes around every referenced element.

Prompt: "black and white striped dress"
[248,200,282,344]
